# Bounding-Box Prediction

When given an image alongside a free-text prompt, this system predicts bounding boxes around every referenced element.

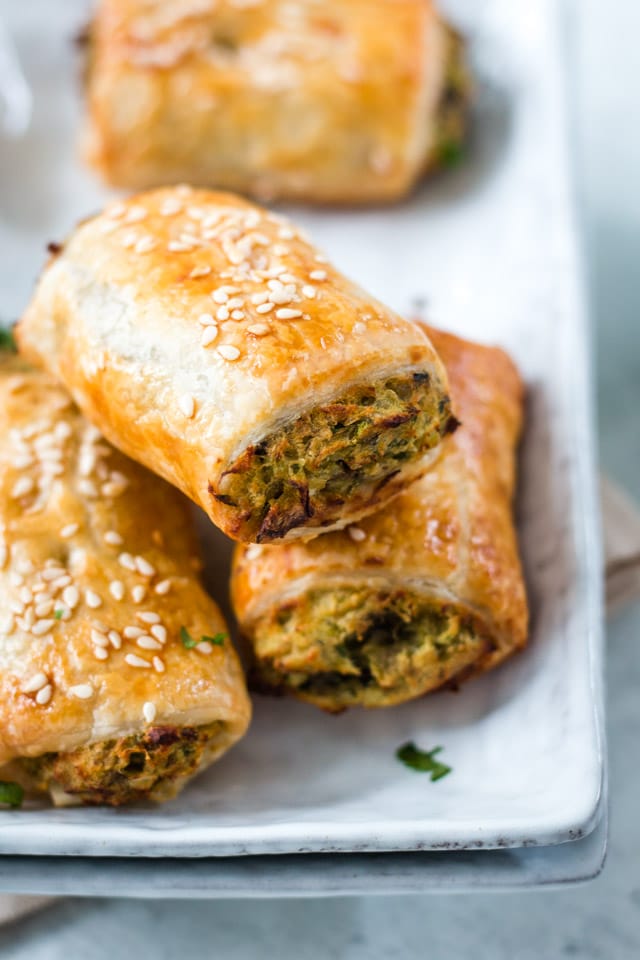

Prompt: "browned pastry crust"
[0,354,251,805]
[82,0,470,203]
[231,327,528,710]
[17,187,454,544]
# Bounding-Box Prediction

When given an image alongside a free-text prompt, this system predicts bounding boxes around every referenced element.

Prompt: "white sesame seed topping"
[132,585,146,604]
[85,590,102,609]
[35,600,53,618]
[226,297,244,310]
[152,656,165,673]
[118,552,137,571]
[137,636,162,651]
[11,476,34,499]
[104,530,123,546]
[42,567,64,582]
[124,625,145,639]
[212,289,229,304]
[126,205,147,223]
[160,198,182,216]
[302,285,316,299]
[275,308,302,320]
[178,393,196,418]
[91,630,109,647]
[69,683,94,699]
[22,672,48,694]
[60,523,79,539]
[198,312,216,326]
[216,305,230,321]
[63,585,80,609]
[143,701,157,723]
[32,620,55,636]
[154,579,171,596]
[19,586,32,605]
[251,291,269,305]
[92,620,109,633]
[109,580,125,601]
[247,323,270,336]
[168,241,192,252]
[197,641,213,654]
[201,326,219,346]
[78,479,98,498]
[94,646,108,660]
[135,556,156,577]
[134,236,156,254]
[310,270,327,281]
[36,684,53,705]
[137,611,161,624]
[108,630,122,649]
[125,654,151,669]
[189,265,211,278]
[217,344,241,361]
[51,575,72,590]
[256,302,274,314]
[150,624,167,644]
[231,310,245,321]
[348,526,367,542]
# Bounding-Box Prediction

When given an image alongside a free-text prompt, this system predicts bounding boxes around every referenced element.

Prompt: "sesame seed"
[152,656,165,673]
[160,198,182,216]
[126,205,147,223]
[121,232,138,249]
[108,630,122,649]
[137,636,162,651]
[63,586,80,609]
[143,701,157,723]
[134,236,156,253]
[137,611,161,624]
[197,641,213,654]
[348,526,367,542]
[93,619,109,633]
[302,285,316,299]
[60,523,79,539]
[310,270,327,281]
[275,308,302,320]
[135,556,156,577]
[154,579,171,596]
[217,344,241,361]
[91,630,109,647]
[247,323,270,336]
[19,586,32,605]
[104,530,123,546]
[22,672,48,694]
[109,580,125,601]
[212,289,229,304]
[85,590,102,609]
[32,620,55,636]
[150,624,167,644]
[198,312,216,326]
[108,202,126,219]
[119,552,137,571]
[69,683,94,699]
[201,326,219,346]
[168,241,192,252]
[94,646,108,660]
[251,292,269,305]
[226,298,243,310]
[189,265,211,278]
[11,476,34,499]
[36,684,52,705]
[256,302,274,314]
[216,306,230,321]
[124,625,145,639]
[35,601,53,617]
[132,585,146,604]
[125,654,151,669]
[178,393,196,418]
[231,310,245,321]
[51,575,72,590]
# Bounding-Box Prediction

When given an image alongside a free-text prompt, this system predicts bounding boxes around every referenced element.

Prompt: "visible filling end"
[433,26,472,170]
[217,372,455,542]
[17,722,224,806]
[250,588,492,708]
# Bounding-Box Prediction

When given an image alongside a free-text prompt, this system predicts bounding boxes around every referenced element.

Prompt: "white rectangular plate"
[0,0,604,861]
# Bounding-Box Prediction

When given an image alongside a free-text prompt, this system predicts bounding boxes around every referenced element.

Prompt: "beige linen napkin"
[0,476,638,920]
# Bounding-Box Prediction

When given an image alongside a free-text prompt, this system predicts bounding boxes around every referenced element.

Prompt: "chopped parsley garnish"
[0,326,17,352]
[54,608,64,620]
[180,626,198,649]
[181,626,227,649]
[202,633,226,646]
[0,781,24,809]
[439,140,464,169]
[396,742,452,781]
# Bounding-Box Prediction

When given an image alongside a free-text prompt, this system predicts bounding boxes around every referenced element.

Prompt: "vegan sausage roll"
[232,327,528,710]
[17,187,456,544]
[83,0,470,203]
[0,350,250,806]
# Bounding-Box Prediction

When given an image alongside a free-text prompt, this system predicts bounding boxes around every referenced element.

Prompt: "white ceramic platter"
[0,0,605,865]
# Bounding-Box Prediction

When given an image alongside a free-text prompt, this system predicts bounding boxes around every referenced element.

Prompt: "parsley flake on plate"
[396,742,452,781]
[0,781,24,809]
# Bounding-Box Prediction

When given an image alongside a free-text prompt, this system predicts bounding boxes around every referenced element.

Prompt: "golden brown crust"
[83,0,459,203]
[17,187,451,543]
[0,356,251,796]
[232,326,528,706]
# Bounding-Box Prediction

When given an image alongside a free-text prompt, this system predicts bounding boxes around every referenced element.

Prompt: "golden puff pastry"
[17,187,456,544]
[0,351,250,806]
[232,327,528,710]
[83,0,469,203]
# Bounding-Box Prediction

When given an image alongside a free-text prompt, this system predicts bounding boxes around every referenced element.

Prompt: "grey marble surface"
[1,0,639,957]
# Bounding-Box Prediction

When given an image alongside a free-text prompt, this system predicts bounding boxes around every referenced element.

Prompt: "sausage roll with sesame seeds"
[17,187,456,544]
[0,350,250,807]
[82,0,470,203]
[232,327,528,711]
